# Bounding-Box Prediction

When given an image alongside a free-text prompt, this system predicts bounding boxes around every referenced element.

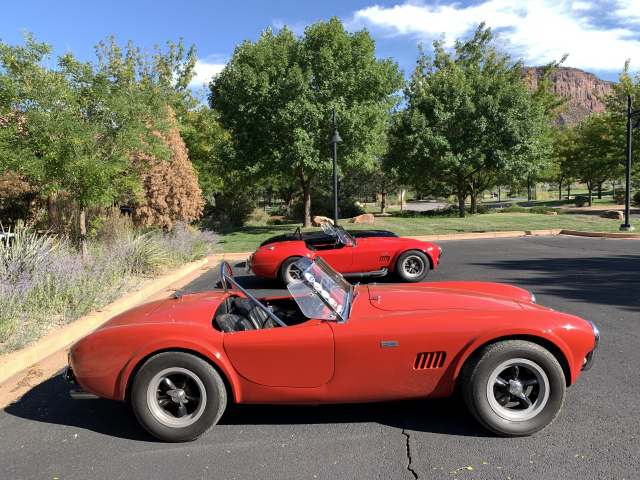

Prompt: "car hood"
[366,282,534,312]
[95,291,225,331]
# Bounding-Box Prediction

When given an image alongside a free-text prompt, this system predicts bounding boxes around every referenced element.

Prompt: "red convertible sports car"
[64,258,599,442]
[248,222,442,284]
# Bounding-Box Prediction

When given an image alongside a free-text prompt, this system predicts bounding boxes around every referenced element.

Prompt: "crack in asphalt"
[395,412,418,479]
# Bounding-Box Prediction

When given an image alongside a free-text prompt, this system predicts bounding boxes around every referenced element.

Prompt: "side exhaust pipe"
[69,389,99,400]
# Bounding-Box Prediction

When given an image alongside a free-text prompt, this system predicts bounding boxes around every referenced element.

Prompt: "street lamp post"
[329,108,343,227]
[621,95,640,231]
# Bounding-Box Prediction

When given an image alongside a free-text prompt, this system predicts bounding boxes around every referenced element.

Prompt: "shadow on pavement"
[472,254,640,312]
[4,373,490,441]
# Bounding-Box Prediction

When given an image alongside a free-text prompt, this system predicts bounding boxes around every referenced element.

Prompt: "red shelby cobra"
[247,222,442,284]
[64,258,599,442]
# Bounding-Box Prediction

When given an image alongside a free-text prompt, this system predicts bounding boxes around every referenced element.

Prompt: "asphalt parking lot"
[1,235,638,479]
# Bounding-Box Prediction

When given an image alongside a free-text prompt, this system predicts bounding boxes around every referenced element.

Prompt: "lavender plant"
[0,224,219,355]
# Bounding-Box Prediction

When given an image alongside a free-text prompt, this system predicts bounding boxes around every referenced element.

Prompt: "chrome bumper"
[63,365,99,399]
[245,255,253,273]
[582,321,600,371]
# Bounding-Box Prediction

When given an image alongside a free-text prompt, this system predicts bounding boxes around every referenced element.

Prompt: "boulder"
[312,216,333,227]
[601,210,624,220]
[545,211,558,215]
[349,214,375,224]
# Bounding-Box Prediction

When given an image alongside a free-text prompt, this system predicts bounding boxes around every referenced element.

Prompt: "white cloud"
[348,0,640,73]
[189,59,226,89]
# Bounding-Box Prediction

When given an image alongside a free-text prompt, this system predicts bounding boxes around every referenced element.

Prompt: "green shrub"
[574,196,588,207]
[614,192,627,205]
[289,196,365,221]
[203,194,255,228]
[633,191,640,207]
[266,218,282,226]
[529,206,565,215]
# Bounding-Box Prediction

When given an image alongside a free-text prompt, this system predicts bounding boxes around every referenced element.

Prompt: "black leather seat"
[215,313,255,332]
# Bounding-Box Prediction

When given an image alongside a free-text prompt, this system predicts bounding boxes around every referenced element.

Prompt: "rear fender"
[117,338,243,403]
[389,245,435,271]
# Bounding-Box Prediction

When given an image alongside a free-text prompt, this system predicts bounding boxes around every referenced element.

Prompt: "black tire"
[461,340,566,437]
[395,250,429,282]
[132,352,227,442]
[278,256,303,285]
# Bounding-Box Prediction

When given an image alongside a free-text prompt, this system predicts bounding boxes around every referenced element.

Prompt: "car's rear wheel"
[132,352,226,442]
[395,250,429,282]
[278,256,303,285]
[462,340,566,437]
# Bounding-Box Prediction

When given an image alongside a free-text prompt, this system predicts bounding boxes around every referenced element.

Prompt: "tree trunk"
[597,182,603,199]
[558,180,563,201]
[588,185,593,207]
[79,206,88,260]
[457,175,466,218]
[527,176,531,202]
[380,190,387,214]
[297,167,314,228]
[47,193,59,231]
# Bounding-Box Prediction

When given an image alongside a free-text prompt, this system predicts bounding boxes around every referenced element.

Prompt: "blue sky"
[2,0,640,93]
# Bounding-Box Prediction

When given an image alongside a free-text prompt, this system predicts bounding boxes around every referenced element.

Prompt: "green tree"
[0,33,197,256]
[209,17,403,227]
[387,24,553,217]
[560,113,624,205]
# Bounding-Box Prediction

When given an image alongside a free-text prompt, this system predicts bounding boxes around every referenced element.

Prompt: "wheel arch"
[453,335,573,391]
[121,346,240,405]
[389,248,434,272]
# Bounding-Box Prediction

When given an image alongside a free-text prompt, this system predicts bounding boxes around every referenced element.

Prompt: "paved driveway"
[1,235,638,479]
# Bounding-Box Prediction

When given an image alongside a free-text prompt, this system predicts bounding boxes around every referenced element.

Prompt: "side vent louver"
[379,255,390,263]
[414,351,446,369]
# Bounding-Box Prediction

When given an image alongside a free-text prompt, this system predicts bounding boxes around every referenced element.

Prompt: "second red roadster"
[248,222,442,284]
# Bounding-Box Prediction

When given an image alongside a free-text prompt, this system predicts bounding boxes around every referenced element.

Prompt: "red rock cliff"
[524,66,614,126]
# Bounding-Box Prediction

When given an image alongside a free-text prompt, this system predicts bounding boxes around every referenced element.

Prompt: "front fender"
[449,314,596,394]
[389,241,440,271]
[251,242,313,278]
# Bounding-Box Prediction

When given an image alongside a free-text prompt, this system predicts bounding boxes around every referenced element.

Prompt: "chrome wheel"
[487,358,550,422]
[147,367,207,428]
[462,340,565,437]
[402,254,425,278]
[286,263,302,282]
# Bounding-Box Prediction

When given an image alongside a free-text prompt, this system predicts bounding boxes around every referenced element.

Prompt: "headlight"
[529,291,536,304]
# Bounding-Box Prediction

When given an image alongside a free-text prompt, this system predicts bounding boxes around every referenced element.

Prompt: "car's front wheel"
[462,340,566,437]
[278,256,303,285]
[395,250,429,282]
[132,352,226,442]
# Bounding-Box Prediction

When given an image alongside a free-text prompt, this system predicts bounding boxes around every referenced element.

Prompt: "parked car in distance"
[64,258,599,442]
[247,222,442,285]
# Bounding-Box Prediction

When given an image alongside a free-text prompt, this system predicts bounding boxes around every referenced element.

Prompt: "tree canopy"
[386,24,556,217]
[0,32,197,255]
[209,17,404,227]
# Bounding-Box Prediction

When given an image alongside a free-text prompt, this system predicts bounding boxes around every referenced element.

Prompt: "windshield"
[321,221,355,247]
[336,226,356,247]
[287,257,353,322]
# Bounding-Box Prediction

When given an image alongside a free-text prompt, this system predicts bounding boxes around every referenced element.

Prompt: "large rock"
[349,214,375,224]
[312,216,333,227]
[601,210,624,220]
[545,211,558,215]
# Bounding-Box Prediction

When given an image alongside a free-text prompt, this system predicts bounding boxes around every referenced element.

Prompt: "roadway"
[1,235,638,479]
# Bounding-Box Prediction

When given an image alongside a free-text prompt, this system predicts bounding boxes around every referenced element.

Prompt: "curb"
[409,229,563,241]
[0,255,215,384]
[560,229,640,239]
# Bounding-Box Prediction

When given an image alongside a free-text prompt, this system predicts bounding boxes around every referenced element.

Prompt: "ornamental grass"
[0,223,219,355]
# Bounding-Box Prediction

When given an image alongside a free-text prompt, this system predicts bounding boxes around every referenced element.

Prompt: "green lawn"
[217,213,628,253]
